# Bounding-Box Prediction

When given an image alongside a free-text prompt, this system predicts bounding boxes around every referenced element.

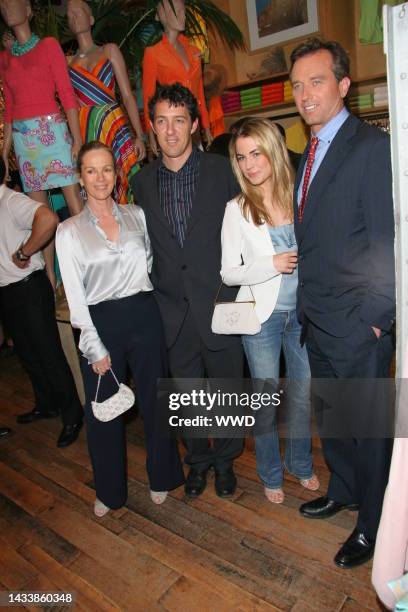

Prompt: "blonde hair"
[229,118,294,226]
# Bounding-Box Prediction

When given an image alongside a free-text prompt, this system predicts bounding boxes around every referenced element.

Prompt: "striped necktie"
[298,136,319,223]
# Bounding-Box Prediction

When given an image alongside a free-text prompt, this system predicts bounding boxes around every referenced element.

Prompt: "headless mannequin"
[0,0,83,290]
[148,0,213,156]
[67,0,146,163]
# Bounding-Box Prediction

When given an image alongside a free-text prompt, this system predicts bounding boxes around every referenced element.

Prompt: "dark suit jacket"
[294,114,395,337]
[131,151,241,350]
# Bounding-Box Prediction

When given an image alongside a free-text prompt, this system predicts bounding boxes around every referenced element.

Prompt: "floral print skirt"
[12,113,78,192]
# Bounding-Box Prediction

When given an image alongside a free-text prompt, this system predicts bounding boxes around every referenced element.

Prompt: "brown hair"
[229,118,294,226]
[77,141,115,173]
[290,37,350,82]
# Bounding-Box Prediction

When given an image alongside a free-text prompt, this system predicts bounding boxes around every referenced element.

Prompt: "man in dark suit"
[290,39,395,568]
[131,83,243,498]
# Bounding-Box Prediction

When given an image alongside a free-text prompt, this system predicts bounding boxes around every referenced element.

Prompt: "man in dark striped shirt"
[132,83,243,499]
[158,145,200,247]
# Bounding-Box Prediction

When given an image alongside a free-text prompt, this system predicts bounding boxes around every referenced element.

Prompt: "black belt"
[4,268,46,289]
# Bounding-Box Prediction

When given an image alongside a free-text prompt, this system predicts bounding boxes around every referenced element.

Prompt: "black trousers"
[82,292,185,509]
[306,320,393,539]
[168,308,244,472]
[0,270,82,426]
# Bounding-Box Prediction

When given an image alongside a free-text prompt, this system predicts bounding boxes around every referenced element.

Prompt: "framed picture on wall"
[246,0,319,51]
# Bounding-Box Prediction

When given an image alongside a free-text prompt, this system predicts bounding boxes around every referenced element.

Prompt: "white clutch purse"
[211,283,261,335]
[91,368,135,422]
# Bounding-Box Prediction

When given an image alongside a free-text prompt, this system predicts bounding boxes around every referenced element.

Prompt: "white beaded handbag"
[211,283,261,335]
[91,369,135,422]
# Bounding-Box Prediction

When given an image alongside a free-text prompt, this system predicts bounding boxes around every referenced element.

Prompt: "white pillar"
[383,2,408,379]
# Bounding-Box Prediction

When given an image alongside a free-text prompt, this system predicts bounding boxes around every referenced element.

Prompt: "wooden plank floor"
[0,355,386,612]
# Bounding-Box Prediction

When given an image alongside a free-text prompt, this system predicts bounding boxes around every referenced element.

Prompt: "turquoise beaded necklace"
[11,33,40,57]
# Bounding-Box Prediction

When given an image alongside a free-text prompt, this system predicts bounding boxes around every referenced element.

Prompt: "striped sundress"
[69,57,140,204]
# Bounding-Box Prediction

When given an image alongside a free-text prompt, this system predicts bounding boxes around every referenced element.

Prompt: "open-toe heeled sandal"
[299,473,320,491]
[150,490,168,505]
[264,487,285,504]
[94,498,110,517]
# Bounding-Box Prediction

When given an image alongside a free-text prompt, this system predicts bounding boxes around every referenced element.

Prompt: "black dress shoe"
[57,422,83,448]
[17,407,60,424]
[299,496,359,519]
[334,528,375,568]
[0,427,12,439]
[185,468,208,497]
[214,468,237,498]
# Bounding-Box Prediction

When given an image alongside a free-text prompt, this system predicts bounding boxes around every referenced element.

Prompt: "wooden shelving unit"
[225,71,289,91]
[354,105,389,118]
[221,74,388,121]
[223,100,296,119]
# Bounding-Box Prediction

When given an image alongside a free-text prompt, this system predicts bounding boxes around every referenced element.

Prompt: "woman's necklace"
[76,43,97,59]
[11,33,40,57]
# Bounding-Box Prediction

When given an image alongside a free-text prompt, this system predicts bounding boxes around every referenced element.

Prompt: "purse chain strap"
[214,281,256,305]
[94,368,121,403]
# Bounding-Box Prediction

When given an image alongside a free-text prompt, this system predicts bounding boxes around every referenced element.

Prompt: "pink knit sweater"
[1,37,77,123]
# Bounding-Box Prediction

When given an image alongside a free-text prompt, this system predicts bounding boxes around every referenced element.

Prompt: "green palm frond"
[186,0,245,50]
[124,0,245,50]
[87,0,129,40]
[22,1,64,39]
[1,0,245,66]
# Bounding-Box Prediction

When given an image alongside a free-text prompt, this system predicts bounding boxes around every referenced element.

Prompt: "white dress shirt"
[297,107,350,204]
[0,184,44,287]
[56,203,153,364]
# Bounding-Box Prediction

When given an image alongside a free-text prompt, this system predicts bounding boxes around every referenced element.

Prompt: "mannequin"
[0,31,13,74]
[67,0,146,204]
[0,0,83,289]
[143,0,212,156]
[1,30,14,51]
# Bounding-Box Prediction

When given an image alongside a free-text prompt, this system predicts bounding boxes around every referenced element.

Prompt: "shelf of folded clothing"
[221,72,388,120]
[355,104,389,117]
[226,71,289,91]
[222,99,299,118]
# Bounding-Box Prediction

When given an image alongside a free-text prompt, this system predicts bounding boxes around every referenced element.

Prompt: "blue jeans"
[243,309,313,488]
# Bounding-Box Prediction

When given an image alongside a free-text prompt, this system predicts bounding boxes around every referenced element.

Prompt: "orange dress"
[142,34,210,129]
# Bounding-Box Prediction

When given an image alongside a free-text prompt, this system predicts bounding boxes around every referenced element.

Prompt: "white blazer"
[220,197,282,324]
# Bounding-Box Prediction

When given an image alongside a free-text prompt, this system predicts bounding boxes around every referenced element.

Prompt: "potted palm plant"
[25,0,244,68]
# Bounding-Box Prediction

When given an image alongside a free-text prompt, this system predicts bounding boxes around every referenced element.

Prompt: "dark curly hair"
[148,82,199,124]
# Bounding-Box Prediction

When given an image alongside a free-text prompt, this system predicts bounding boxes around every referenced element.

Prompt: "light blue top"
[268,223,297,311]
[297,107,350,205]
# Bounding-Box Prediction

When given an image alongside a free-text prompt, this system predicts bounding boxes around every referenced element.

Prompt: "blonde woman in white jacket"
[221,118,319,503]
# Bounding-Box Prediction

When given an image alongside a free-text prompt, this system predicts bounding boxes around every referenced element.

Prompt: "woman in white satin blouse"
[56,141,184,517]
